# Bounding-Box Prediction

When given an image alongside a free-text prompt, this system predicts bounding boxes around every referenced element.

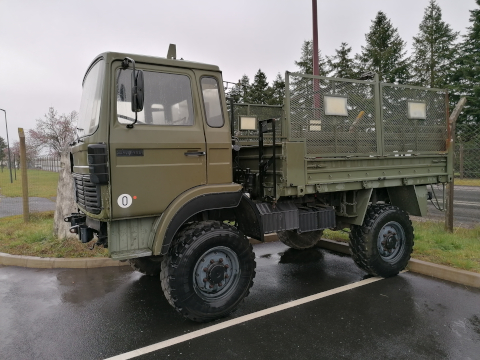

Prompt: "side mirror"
[131,70,144,112]
[123,57,144,129]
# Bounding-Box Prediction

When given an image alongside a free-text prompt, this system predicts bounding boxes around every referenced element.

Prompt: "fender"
[233,194,264,242]
[152,184,242,255]
[387,185,427,217]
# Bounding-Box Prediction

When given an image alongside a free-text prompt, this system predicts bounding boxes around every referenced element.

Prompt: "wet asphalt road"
[425,185,479,227]
[1,241,479,360]
[0,197,56,218]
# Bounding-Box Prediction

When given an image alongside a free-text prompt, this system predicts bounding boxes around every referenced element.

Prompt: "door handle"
[184,151,206,157]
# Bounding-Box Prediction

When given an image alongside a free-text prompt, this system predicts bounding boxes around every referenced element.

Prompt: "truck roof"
[83,51,221,84]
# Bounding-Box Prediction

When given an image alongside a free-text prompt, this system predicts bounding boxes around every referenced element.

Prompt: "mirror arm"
[123,57,138,129]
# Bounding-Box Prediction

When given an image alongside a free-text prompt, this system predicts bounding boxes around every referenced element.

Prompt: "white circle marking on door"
[117,194,133,208]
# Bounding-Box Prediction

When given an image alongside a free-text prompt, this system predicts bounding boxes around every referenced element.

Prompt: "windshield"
[77,59,105,137]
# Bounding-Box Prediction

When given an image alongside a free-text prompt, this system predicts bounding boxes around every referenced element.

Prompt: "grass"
[1,209,478,273]
[0,211,108,258]
[324,222,480,273]
[0,169,59,198]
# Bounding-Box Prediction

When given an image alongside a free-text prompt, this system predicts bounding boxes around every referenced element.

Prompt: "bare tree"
[10,139,38,168]
[28,107,77,156]
[29,107,78,239]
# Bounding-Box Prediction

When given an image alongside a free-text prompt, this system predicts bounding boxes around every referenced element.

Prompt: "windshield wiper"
[118,114,136,122]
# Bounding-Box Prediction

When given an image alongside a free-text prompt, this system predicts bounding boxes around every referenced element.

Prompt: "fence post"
[18,128,29,222]
[459,143,464,179]
[445,97,467,233]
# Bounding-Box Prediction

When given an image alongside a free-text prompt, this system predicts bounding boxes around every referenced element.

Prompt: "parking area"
[1,241,479,360]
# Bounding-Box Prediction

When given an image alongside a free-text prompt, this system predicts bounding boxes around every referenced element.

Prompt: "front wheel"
[160,221,256,322]
[349,205,414,278]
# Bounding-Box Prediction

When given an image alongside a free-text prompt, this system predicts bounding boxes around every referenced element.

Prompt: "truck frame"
[67,47,452,322]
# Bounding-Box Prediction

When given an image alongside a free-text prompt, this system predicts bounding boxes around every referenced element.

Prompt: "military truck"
[66,46,452,322]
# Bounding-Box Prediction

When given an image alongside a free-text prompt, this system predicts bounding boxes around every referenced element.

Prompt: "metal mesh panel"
[381,84,447,154]
[228,103,283,144]
[455,122,480,179]
[288,74,378,156]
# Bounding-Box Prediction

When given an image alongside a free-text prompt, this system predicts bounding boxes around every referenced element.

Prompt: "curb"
[0,236,279,269]
[1,236,479,289]
[0,252,128,269]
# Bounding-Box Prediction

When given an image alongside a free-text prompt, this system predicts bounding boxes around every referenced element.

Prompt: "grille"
[74,173,102,214]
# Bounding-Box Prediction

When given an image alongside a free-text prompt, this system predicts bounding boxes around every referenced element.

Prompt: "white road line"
[428,201,479,207]
[104,276,384,360]
[454,201,480,207]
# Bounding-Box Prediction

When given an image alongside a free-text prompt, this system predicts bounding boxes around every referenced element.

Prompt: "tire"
[160,221,256,322]
[128,256,163,276]
[277,230,324,250]
[349,204,414,278]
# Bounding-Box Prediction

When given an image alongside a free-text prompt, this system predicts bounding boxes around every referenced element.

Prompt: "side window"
[116,69,194,126]
[201,77,224,128]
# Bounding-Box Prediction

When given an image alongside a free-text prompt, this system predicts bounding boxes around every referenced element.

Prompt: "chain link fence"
[455,122,480,180]
[0,155,60,218]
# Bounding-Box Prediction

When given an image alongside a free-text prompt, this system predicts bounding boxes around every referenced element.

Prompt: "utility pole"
[312,0,319,77]
[312,0,321,118]
[0,109,13,183]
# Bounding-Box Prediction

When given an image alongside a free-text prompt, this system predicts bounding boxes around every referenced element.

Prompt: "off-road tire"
[128,256,163,276]
[160,221,256,322]
[349,204,414,278]
[277,230,324,250]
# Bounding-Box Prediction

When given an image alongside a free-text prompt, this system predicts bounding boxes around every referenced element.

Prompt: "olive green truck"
[67,47,452,322]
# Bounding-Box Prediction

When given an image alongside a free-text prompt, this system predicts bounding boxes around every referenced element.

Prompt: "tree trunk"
[53,151,77,239]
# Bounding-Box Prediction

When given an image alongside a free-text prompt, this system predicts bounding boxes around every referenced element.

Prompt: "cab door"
[109,64,206,219]
[195,71,233,184]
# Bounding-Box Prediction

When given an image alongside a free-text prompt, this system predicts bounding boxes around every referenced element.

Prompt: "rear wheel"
[349,204,414,277]
[161,221,256,322]
[128,256,163,276]
[277,230,324,249]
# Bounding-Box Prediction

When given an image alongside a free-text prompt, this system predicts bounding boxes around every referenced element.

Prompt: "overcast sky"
[0,0,475,144]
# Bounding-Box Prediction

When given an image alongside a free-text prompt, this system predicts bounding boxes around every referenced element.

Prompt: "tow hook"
[69,225,79,234]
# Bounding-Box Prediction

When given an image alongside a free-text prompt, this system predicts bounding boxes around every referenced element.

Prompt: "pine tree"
[451,0,480,125]
[411,0,458,88]
[327,42,357,78]
[227,75,252,103]
[295,40,328,75]
[249,69,270,104]
[357,11,410,83]
[267,73,285,106]
[227,82,242,103]
[0,136,6,170]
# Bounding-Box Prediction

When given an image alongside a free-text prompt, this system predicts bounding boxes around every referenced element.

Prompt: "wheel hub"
[207,263,226,284]
[382,231,397,250]
[193,246,240,299]
[377,221,406,262]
